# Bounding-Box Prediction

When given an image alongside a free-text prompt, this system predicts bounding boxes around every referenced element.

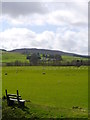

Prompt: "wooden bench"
[5,89,25,107]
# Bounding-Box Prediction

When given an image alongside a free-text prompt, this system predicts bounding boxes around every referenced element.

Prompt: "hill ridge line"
[0,48,89,58]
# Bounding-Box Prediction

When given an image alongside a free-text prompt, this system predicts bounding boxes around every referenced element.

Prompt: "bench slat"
[19,100,25,102]
[7,94,21,97]
[10,98,25,102]
[10,98,18,101]
[9,97,22,99]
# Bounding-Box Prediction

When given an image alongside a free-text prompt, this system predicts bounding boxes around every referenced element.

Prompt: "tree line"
[26,53,62,66]
[2,53,89,66]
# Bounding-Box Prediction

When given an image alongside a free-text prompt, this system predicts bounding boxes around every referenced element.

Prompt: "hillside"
[1,49,88,64]
[2,51,29,63]
[7,48,89,58]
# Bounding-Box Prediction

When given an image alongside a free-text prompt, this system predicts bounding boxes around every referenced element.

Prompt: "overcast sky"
[0,1,88,55]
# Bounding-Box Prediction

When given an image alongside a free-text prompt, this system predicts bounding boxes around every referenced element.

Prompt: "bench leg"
[7,100,14,106]
[19,102,25,107]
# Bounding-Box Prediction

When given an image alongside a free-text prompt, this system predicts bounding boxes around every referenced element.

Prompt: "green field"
[2,51,88,63]
[62,55,88,62]
[2,51,28,63]
[2,66,88,118]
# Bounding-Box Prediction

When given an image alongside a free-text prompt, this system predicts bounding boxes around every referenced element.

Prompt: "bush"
[2,107,26,119]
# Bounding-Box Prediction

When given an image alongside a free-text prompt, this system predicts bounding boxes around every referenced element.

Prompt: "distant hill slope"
[6,48,89,58]
[0,49,6,52]
[1,48,89,63]
[2,51,29,63]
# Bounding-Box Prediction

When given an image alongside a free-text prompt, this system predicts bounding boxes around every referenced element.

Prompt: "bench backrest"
[5,89,21,102]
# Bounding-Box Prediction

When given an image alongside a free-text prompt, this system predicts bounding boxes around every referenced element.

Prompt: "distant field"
[62,55,88,62]
[2,51,88,63]
[2,66,88,118]
[2,51,28,63]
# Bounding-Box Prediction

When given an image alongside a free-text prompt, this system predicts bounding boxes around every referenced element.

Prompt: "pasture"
[2,66,88,118]
[2,51,28,63]
[2,51,88,63]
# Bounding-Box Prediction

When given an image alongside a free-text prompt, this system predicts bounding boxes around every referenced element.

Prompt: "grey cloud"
[2,2,48,17]
[1,2,88,28]
[71,22,88,27]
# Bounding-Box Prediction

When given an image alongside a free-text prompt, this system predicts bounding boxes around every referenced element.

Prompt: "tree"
[37,52,41,60]
[26,55,31,60]
[53,54,62,65]
[54,54,62,61]
[27,53,41,65]
[76,60,82,67]
[42,54,46,65]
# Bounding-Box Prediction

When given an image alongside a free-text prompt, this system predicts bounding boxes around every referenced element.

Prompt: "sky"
[0,0,89,55]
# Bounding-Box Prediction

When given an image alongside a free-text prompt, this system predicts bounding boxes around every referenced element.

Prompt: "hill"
[8,48,89,58]
[2,51,28,63]
[1,48,88,64]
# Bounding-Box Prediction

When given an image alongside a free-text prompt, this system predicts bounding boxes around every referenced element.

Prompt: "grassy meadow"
[2,51,88,63]
[2,51,28,63]
[2,66,88,118]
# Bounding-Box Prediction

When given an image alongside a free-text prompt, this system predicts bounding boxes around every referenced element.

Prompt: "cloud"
[54,26,88,54]
[2,2,88,26]
[1,2,88,55]
[0,28,36,49]
[0,28,55,50]
[0,27,88,55]
[2,2,49,17]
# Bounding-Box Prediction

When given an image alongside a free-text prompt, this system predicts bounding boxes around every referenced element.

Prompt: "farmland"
[2,51,88,63]
[2,66,88,118]
[2,51,29,63]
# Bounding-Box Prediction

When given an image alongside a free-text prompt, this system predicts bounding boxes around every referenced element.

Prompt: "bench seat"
[10,98,25,102]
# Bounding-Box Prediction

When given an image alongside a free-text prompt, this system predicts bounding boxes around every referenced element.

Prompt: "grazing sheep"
[42,72,46,75]
[5,73,7,75]
[72,106,79,109]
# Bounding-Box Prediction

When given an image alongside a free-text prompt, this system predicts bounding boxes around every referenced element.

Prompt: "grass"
[62,55,88,62]
[2,100,88,119]
[2,51,88,63]
[2,51,28,63]
[2,66,88,118]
